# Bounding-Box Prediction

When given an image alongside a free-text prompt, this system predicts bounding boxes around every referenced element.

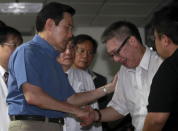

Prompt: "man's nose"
[65,48,71,54]
[67,31,73,38]
[113,55,125,63]
[80,50,88,58]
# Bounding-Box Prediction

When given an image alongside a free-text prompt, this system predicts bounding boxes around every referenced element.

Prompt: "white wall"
[23,27,145,82]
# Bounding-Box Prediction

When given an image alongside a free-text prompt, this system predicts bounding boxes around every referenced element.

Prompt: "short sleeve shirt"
[148,49,178,130]
[108,48,163,131]
[7,35,75,118]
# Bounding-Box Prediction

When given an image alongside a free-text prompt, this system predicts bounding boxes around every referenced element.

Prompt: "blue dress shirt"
[7,35,75,118]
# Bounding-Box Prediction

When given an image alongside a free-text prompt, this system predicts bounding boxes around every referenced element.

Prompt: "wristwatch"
[102,86,108,94]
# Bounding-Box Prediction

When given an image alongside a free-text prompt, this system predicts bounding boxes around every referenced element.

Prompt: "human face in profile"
[51,12,73,52]
[106,36,142,68]
[154,30,168,59]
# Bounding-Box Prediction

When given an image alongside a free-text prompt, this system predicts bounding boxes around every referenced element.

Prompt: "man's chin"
[124,64,137,69]
[78,65,87,70]
[122,61,130,68]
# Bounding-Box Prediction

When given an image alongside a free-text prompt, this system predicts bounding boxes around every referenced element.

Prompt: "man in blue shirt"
[7,2,116,131]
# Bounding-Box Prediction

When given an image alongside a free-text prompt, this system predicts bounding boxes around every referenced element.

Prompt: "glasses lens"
[76,47,94,56]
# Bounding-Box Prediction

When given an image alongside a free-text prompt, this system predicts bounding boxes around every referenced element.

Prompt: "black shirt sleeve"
[148,59,177,112]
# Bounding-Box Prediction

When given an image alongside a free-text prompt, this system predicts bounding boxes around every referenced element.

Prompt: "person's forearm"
[143,113,169,131]
[67,83,113,106]
[143,120,164,131]
[23,83,82,115]
[100,107,124,122]
[68,72,117,106]
[80,106,124,127]
[143,124,162,131]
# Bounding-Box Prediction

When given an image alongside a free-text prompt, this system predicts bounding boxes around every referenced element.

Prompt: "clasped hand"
[76,106,96,127]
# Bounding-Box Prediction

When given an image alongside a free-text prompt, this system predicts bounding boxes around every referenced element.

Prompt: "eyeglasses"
[4,42,18,49]
[75,47,94,56]
[65,44,75,51]
[109,36,130,57]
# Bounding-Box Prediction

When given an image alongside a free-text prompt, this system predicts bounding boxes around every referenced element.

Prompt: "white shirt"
[0,65,10,131]
[63,67,102,131]
[108,48,163,131]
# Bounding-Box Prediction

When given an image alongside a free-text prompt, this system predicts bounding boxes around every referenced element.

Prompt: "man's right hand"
[76,106,96,127]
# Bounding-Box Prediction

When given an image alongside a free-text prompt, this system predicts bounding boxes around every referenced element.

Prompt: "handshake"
[75,106,102,127]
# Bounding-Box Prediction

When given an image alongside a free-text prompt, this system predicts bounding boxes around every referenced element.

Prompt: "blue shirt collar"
[32,34,60,58]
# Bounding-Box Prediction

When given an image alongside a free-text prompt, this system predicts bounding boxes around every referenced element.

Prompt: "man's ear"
[128,36,138,47]
[161,34,171,47]
[45,18,55,31]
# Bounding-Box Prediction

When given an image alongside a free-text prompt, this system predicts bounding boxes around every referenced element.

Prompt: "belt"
[10,115,64,125]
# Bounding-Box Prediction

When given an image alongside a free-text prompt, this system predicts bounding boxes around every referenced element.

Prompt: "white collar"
[138,47,151,71]
[126,47,152,72]
[87,69,97,80]
[66,67,72,75]
[0,65,6,78]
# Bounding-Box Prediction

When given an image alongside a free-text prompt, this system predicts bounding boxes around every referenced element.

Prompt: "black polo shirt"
[148,49,178,131]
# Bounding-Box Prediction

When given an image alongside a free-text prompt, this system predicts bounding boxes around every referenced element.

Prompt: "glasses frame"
[75,46,94,56]
[3,42,18,48]
[111,36,131,57]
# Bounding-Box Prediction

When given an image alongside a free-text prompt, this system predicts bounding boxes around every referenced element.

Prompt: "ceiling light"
[0,3,43,14]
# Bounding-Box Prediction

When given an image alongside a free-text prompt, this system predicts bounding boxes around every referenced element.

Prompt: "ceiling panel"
[92,15,146,27]
[0,0,45,2]
[0,14,36,34]
[69,3,102,15]
[74,15,95,27]
[47,0,105,4]
[100,3,154,16]
[68,0,105,2]
[0,0,173,35]
[109,0,160,2]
